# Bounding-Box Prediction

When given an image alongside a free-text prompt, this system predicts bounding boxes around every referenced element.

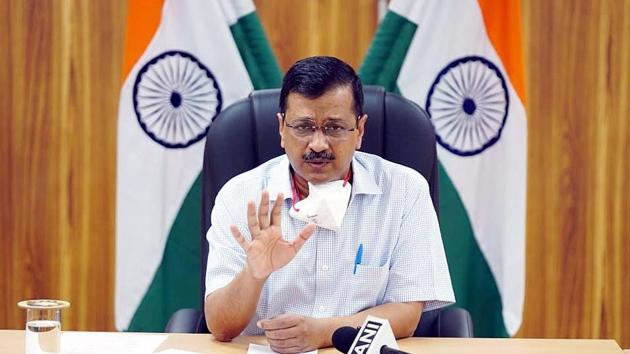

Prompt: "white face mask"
[289,179,352,232]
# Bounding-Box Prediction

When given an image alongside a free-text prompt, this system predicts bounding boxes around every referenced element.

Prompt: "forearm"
[317,302,424,348]
[204,265,267,341]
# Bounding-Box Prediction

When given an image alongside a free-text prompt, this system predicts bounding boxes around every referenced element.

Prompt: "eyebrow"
[291,116,345,122]
[290,117,316,123]
[290,118,350,125]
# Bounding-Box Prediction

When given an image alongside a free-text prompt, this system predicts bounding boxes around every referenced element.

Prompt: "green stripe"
[438,163,508,337]
[359,11,508,337]
[127,175,202,332]
[358,11,417,92]
[230,12,283,90]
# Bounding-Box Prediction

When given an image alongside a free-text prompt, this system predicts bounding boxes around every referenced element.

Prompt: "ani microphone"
[331,316,411,354]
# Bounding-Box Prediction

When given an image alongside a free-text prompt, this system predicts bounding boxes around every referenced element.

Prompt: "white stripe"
[391,0,526,335]
[219,0,255,25]
[115,0,253,330]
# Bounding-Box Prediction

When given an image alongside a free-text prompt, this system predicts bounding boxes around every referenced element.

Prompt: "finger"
[267,337,301,348]
[258,190,270,229]
[264,326,300,340]
[291,223,316,251]
[246,200,261,238]
[258,314,300,331]
[270,193,284,227]
[229,225,249,251]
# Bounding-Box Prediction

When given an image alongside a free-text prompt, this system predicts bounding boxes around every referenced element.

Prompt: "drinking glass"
[18,299,70,354]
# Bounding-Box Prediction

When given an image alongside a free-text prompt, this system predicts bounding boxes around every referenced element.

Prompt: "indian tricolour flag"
[115,0,281,331]
[360,0,527,336]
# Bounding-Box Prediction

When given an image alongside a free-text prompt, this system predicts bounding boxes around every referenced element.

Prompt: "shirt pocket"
[349,263,390,310]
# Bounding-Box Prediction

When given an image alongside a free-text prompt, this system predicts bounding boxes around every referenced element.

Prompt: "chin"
[307,176,334,185]
[298,171,327,184]
[301,165,338,184]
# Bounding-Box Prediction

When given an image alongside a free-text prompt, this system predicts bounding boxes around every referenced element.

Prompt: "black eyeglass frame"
[280,113,361,139]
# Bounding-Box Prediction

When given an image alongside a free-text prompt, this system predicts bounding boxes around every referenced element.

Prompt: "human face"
[278,86,367,185]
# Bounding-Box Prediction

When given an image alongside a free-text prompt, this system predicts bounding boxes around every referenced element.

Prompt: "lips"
[305,160,331,170]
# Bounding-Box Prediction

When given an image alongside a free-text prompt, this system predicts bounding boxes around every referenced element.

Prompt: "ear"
[277,113,285,148]
[355,114,368,150]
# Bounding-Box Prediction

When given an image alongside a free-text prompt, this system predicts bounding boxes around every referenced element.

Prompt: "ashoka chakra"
[132,50,222,148]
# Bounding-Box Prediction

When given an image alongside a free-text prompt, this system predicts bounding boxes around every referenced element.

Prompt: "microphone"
[331,316,411,354]
[332,326,358,353]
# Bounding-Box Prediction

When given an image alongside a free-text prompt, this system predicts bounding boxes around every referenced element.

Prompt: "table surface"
[0,330,623,354]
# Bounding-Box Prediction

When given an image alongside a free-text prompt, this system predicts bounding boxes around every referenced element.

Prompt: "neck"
[292,172,310,198]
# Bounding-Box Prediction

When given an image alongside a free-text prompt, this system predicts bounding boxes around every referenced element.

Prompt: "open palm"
[230,191,315,280]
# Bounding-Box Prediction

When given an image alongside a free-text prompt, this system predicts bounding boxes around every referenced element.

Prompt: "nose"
[307,129,330,152]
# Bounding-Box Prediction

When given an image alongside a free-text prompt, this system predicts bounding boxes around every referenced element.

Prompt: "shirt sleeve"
[204,192,247,298]
[381,175,456,311]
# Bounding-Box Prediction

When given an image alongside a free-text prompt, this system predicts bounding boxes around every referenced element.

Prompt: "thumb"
[291,223,316,251]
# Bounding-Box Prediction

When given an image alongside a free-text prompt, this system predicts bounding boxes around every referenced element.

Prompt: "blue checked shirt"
[205,151,455,335]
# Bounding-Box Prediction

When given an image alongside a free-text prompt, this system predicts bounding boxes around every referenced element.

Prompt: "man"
[204,56,454,353]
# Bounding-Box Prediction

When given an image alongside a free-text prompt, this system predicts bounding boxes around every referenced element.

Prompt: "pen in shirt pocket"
[353,243,363,275]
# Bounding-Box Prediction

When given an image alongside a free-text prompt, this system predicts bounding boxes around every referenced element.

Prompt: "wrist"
[243,264,269,284]
[315,318,334,348]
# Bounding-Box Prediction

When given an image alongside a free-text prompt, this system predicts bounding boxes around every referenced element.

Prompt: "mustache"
[303,151,335,161]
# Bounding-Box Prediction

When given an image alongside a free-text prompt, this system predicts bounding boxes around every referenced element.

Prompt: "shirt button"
[319,305,326,312]
[322,265,329,271]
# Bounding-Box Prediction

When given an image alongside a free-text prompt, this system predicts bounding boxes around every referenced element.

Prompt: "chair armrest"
[165,308,205,333]
[413,306,474,337]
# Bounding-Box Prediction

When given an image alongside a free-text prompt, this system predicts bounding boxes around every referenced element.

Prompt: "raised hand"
[230,190,316,280]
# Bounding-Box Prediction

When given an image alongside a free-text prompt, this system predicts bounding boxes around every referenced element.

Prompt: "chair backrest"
[200,85,439,300]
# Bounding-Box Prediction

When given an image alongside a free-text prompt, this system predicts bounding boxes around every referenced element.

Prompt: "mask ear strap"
[290,171,301,212]
[342,168,352,187]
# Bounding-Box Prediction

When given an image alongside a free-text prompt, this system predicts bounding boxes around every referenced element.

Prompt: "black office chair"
[165,86,473,338]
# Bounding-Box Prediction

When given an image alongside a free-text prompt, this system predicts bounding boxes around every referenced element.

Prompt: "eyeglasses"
[282,115,358,141]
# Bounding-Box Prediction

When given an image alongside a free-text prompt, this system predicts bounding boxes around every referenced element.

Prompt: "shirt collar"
[267,153,382,201]
[350,153,382,197]
[267,156,293,201]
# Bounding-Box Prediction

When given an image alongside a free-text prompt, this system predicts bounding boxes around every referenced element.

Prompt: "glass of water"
[18,299,70,354]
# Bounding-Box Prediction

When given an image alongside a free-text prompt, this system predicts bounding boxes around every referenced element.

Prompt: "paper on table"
[248,343,317,354]
[63,332,167,354]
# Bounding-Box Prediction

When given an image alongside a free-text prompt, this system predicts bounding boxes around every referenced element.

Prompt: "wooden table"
[0,330,623,354]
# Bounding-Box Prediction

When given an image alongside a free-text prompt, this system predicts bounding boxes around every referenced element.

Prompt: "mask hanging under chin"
[288,175,352,232]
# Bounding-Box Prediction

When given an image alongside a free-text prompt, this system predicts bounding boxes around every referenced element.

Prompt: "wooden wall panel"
[1,0,629,348]
[520,0,630,347]
[253,0,378,71]
[0,0,125,331]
